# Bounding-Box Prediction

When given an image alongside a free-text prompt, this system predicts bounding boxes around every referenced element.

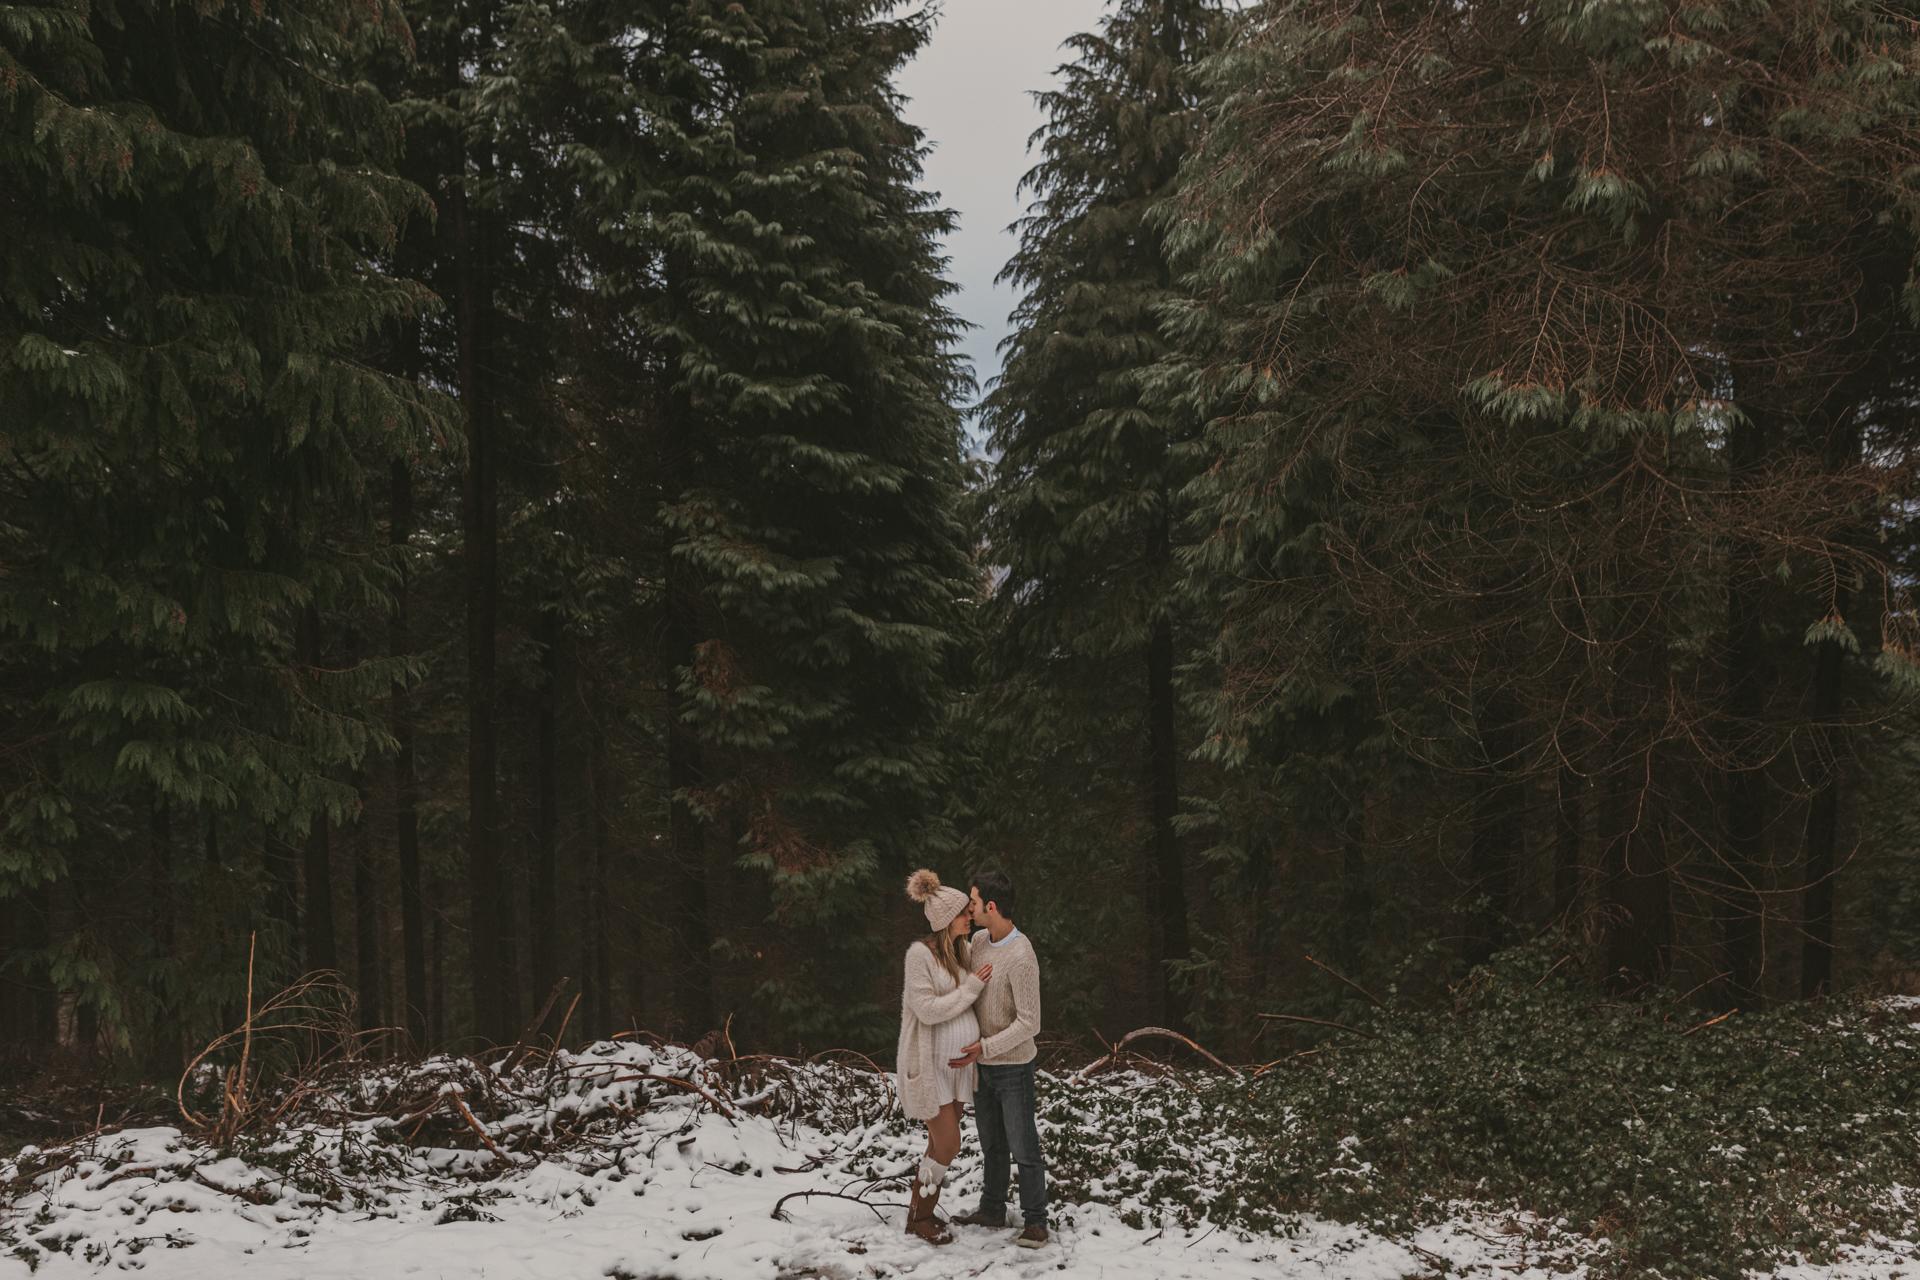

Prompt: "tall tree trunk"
[265,830,301,951]
[661,233,711,1041]
[303,816,338,974]
[428,890,444,1047]
[147,800,180,1068]
[453,177,506,1046]
[1553,730,1583,923]
[352,780,384,1037]
[1467,714,1521,967]
[1604,758,1670,987]
[663,504,712,1039]
[296,608,339,975]
[667,666,713,1038]
[1801,404,1866,998]
[1602,434,1674,989]
[588,717,618,1041]
[390,459,429,1049]
[1720,390,1770,1004]
[1801,627,1845,997]
[532,610,562,1029]
[1145,612,1189,1032]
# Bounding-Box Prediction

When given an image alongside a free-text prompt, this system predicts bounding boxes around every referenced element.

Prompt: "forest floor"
[0,1034,1913,1280]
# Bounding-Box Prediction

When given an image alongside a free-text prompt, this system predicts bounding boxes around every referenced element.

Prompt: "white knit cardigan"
[895,941,985,1121]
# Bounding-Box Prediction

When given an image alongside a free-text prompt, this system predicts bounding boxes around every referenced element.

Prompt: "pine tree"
[1,0,451,1050]
[972,0,1228,1032]
[1162,0,1920,994]
[503,0,975,1046]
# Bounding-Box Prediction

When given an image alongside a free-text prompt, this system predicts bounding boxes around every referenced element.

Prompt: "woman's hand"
[974,962,993,983]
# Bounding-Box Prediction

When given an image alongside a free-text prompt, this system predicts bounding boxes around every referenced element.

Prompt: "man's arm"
[978,945,1041,1060]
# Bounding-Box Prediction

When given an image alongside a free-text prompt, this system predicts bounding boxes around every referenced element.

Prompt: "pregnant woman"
[897,870,992,1245]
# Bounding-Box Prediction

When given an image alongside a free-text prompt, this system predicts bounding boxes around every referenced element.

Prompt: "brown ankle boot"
[905,1181,953,1245]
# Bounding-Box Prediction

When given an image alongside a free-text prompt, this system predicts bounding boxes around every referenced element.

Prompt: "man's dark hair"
[971,871,1015,918]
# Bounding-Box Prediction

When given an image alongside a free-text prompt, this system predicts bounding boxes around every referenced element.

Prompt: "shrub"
[1222,940,1920,1276]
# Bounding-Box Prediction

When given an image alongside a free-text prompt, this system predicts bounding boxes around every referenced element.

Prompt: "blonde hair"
[921,928,971,986]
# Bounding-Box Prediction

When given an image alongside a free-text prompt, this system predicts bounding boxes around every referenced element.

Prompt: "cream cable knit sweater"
[969,927,1041,1065]
[896,942,985,1121]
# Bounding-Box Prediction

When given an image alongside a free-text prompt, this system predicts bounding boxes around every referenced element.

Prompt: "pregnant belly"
[936,1010,979,1054]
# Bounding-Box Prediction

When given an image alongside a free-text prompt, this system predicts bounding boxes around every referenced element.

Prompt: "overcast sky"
[895,0,1111,417]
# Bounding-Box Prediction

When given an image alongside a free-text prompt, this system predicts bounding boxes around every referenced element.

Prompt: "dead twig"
[448,1089,509,1163]
[584,1071,739,1120]
[1304,953,1388,1009]
[1070,1027,1243,1081]
[1256,1013,1376,1039]
[1681,1009,1736,1036]
[500,977,570,1073]
[193,1168,274,1205]
[770,1189,902,1224]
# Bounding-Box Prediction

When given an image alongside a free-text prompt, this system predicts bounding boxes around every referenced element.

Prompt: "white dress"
[922,961,979,1108]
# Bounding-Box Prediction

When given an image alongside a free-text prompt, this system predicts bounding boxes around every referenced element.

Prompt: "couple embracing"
[896,869,1048,1249]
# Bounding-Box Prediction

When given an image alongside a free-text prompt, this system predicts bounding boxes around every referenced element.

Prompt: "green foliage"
[1228,942,1919,1276]
[495,0,975,1047]
[1156,0,1920,996]
[966,0,1232,1031]
[1025,941,1920,1275]
[1,0,454,1039]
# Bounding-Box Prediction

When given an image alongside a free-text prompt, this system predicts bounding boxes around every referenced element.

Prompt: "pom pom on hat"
[906,868,970,932]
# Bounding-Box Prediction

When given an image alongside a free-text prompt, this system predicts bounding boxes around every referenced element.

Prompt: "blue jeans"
[973,1061,1047,1228]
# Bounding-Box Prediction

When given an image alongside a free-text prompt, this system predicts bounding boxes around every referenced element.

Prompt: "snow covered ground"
[1,1041,1913,1279]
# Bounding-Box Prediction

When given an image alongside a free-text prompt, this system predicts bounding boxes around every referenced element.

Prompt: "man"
[946,871,1048,1249]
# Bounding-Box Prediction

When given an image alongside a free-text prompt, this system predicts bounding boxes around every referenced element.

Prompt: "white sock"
[917,1155,948,1193]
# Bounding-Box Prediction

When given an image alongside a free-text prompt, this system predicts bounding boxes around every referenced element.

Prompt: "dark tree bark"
[1553,730,1583,923]
[352,782,384,1035]
[1467,714,1522,966]
[303,816,338,975]
[295,608,339,975]
[452,176,507,1046]
[428,892,444,1047]
[1604,760,1670,987]
[146,800,180,1068]
[587,717,618,1040]
[1336,837,1375,976]
[1801,399,1869,999]
[667,656,714,1039]
[1801,629,1846,997]
[1719,388,1771,1004]
[663,518,714,1034]
[532,610,562,1026]
[265,830,301,949]
[1145,611,1189,1032]
[389,459,429,1049]
[661,243,712,1040]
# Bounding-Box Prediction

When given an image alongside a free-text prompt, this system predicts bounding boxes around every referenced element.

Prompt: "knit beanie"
[906,869,970,932]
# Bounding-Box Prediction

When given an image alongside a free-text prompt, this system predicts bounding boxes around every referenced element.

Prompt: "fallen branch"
[1255,1013,1376,1039]
[1682,1009,1736,1037]
[1304,953,1387,1009]
[499,977,571,1073]
[806,1048,896,1115]
[771,1189,902,1224]
[581,1071,739,1120]
[91,1164,169,1191]
[193,1169,275,1205]
[1069,1027,1243,1082]
[448,1090,510,1163]
[4,1153,78,1196]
